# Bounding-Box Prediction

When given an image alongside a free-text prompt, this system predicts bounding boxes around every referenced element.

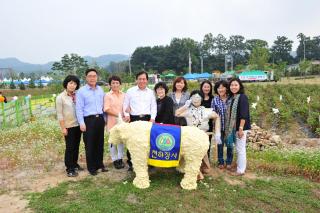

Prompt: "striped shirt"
[211,96,229,131]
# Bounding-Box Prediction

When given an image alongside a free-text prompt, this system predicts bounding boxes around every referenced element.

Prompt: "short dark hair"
[108,75,122,85]
[85,68,98,76]
[213,80,229,95]
[190,90,203,99]
[200,80,213,98]
[136,71,148,80]
[172,77,188,92]
[228,78,245,95]
[63,75,80,90]
[154,82,169,94]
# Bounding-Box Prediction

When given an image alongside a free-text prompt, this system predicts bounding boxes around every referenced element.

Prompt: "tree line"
[39,32,320,84]
[129,33,320,74]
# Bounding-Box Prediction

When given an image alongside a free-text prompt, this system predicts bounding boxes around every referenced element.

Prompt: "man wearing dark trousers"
[76,68,107,175]
[123,71,157,171]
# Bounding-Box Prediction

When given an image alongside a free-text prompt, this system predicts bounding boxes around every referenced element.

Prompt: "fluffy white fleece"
[108,121,209,190]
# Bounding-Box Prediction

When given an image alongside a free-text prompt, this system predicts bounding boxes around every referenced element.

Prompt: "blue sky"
[0,0,319,63]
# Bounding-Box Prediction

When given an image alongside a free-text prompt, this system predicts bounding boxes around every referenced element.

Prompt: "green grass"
[1,115,319,212]
[27,171,320,213]
[247,148,320,180]
[0,116,109,170]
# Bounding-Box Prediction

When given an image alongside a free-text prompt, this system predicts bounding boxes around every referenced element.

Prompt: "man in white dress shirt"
[123,71,157,171]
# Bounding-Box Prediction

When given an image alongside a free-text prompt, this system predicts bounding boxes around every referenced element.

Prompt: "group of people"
[56,68,250,178]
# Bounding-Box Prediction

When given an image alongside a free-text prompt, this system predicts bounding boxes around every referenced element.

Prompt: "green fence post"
[1,102,5,128]
[53,94,57,108]
[15,100,20,126]
[28,96,33,116]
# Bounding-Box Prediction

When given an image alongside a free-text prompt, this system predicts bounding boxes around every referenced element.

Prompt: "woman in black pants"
[56,75,83,177]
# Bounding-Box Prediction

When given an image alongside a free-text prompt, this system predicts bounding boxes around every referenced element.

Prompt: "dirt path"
[0,158,128,213]
[0,161,279,213]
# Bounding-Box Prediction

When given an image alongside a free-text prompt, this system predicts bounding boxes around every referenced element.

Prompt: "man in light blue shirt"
[76,68,107,175]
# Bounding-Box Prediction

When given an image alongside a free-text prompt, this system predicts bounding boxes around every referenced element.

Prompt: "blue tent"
[183,73,197,80]
[197,72,212,79]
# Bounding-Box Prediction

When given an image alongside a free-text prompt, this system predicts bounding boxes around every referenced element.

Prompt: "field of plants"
[246,84,320,136]
[186,81,320,137]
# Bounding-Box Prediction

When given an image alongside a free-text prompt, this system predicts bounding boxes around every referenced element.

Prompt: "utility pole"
[128,55,132,76]
[188,51,192,74]
[200,56,203,73]
[303,38,306,61]
[225,55,233,72]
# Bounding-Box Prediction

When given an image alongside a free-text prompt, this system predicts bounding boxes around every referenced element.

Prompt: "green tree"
[245,39,268,52]
[200,33,214,57]
[51,53,89,79]
[299,60,312,77]
[273,61,287,81]
[10,80,16,89]
[90,62,110,82]
[28,79,36,88]
[8,69,17,81]
[296,33,320,61]
[227,35,247,66]
[19,82,26,90]
[19,72,25,80]
[235,64,246,71]
[131,47,154,71]
[249,46,270,70]
[38,79,44,88]
[270,36,293,64]
[166,38,200,73]
[213,34,228,55]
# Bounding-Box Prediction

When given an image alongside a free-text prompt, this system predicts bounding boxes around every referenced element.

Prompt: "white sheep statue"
[108,121,209,190]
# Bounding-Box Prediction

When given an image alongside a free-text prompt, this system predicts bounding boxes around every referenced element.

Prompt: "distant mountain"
[0,54,129,73]
[84,54,129,68]
[0,57,53,73]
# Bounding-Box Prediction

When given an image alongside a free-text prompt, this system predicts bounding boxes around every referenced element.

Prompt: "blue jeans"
[217,131,233,165]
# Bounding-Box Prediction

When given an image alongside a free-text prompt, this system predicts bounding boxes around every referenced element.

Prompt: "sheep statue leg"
[180,127,209,190]
[180,151,203,190]
[128,143,150,189]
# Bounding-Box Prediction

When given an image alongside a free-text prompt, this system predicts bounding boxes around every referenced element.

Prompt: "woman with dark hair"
[104,75,125,169]
[226,78,251,176]
[211,80,233,170]
[200,80,214,157]
[169,77,190,126]
[56,75,83,177]
[154,82,175,124]
[200,80,213,108]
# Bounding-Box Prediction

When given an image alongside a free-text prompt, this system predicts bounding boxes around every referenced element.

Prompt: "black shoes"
[113,159,125,169]
[89,170,98,176]
[88,166,108,175]
[75,165,84,171]
[100,167,108,172]
[67,171,78,177]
